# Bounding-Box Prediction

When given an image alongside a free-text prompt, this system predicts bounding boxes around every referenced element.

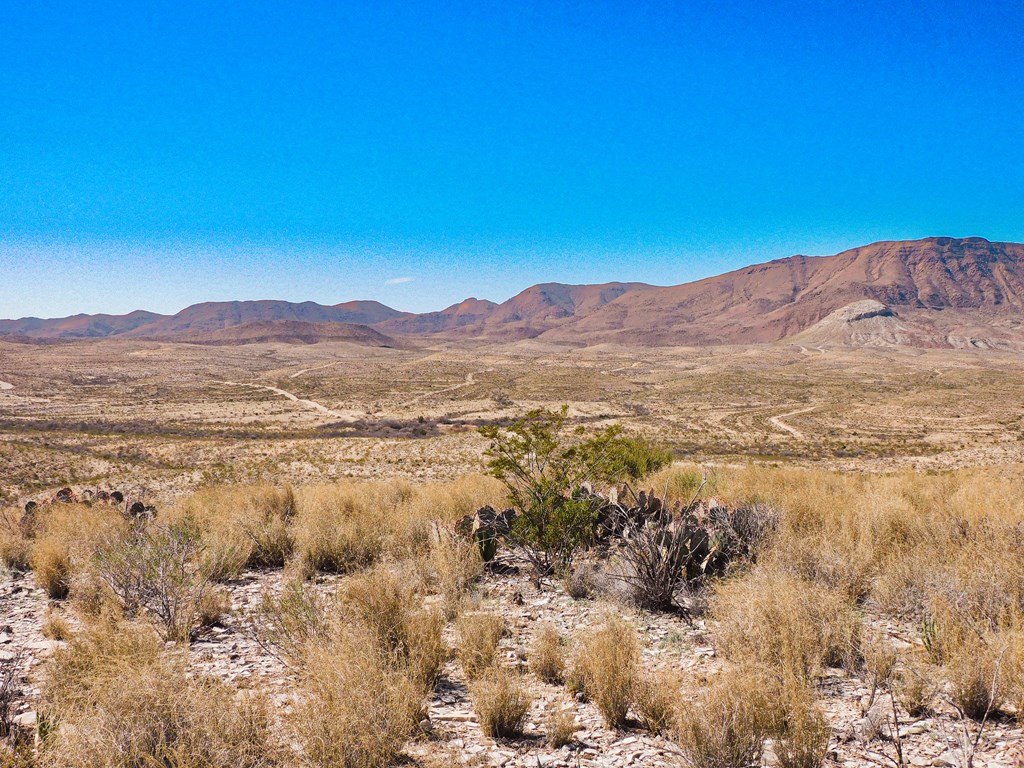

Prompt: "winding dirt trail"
[220,381,357,421]
[768,406,817,439]
[400,369,489,407]
[288,362,339,379]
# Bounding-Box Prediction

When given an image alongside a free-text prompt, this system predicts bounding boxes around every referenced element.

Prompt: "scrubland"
[2,461,1024,767]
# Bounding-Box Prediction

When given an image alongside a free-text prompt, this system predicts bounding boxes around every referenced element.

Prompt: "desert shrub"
[457,611,505,680]
[546,701,577,747]
[247,578,333,665]
[672,665,782,768]
[712,568,861,680]
[605,436,673,481]
[198,587,232,627]
[39,620,280,768]
[469,666,532,739]
[294,628,421,768]
[774,676,832,768]
[892,655,936,717]
[173,485,297,580]
[0,508,30,572]
[635,670,681,735]
[293,483,397,573]
[479,407,636,575]
[41,610,72,641]
[340,567,447,694]
[30,538,72,599]
[429,531,483,618]
[94,520,210,642]
[569,615,641,729]
[529,623,565,684]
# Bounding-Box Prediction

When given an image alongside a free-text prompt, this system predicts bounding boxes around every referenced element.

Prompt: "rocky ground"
[2,564,1023,768]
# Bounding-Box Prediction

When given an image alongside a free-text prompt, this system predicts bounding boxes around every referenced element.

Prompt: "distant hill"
[0,310,165,339]
[172,320,398,347]
[124,299,407,337]
[3,238,1023,349]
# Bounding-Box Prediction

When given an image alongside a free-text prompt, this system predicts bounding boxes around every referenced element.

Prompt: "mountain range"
[3,237,1023,350]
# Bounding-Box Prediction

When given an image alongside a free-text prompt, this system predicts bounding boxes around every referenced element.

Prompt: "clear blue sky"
[2,0,1023,318]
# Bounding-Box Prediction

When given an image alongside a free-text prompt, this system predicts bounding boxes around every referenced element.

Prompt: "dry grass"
[21,504,127,599]
[340,566,447,695]
[893,654,936,717]
[712,567,861,680]
[171,485,296,580]
[39,619,280,768]
[528,623,565,684]
[294,627,422,768]
[198,587,233,627]
[429,531,484,619]
[469,666,532,739]
[569,615,642,729]
[456,611,505,680]
[0,508,30,572]
[41,610,72,641]
[30,538,72,599]
[545,701,577,747]
[635,670,681,735]
[773,675,832,768]
[672,665,783,768]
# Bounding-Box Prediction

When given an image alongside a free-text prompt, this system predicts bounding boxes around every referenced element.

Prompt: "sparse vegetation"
[469,666,533,739]
[528,623,565,684]
[39,621,280,768]
[569,615,642,729]
[456,611,505,680]
[4,461,1024,767]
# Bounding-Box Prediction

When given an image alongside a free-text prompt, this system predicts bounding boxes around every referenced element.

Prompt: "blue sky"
[2,0,1023,318]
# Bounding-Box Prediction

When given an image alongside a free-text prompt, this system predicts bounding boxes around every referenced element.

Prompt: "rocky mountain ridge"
[3,237,1022,348]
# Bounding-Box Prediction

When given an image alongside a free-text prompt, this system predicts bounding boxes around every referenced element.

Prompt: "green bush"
[479,406,669,575]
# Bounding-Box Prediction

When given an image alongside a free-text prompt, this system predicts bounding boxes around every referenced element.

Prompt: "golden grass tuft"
[469,666,533,739]
[41,609,72,641]
[569,615,642,729]
[295,627,421,768]
[546,701,577,748]
[635,669,681,735]
[712,567,861,680]
[340,565,447,695]
[671,665,783,768]
[429,531,484,619]
[456,611,505,680]
[30,537,72,599]
[171,484,296,580]
[528,623,564,684]
[39,619,280,768]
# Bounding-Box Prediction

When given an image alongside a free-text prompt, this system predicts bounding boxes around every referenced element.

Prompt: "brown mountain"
[2,237,1022,348]
[0,310,165,339]
[378,298,499,334]
[125,299,406,338]
[537,237,1024,346]
[173,320,398,347]
[381,282,655,339]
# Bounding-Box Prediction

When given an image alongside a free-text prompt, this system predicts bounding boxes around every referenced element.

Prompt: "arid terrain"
[2,237,1024,768]
[1,334,1024,504]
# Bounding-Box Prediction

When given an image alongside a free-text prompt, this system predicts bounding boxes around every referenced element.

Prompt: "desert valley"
[2,236,1024,768]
